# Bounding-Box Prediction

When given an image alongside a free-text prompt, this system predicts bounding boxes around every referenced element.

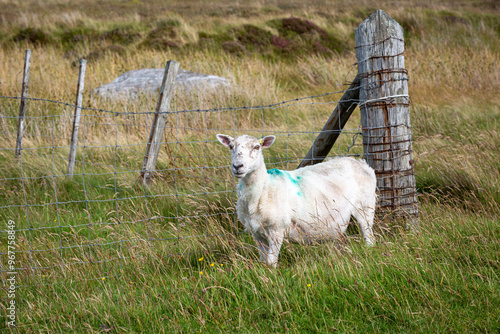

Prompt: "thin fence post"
[15,49,31,157]
[141,60,180,184]
[67,59,87,176]
[355,10,418,229]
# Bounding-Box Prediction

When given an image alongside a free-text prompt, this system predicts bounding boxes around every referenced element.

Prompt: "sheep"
[216,134,377,267]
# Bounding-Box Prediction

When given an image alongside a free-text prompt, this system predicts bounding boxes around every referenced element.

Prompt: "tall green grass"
[8,206,500,332]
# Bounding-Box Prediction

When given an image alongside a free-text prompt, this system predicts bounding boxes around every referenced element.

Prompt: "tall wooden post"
[15,49,31,157]
[67,59,87,176]
[355,10,418,229]
[141,60,179,184]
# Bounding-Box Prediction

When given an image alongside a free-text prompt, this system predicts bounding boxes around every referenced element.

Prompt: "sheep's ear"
[216,134,233,148]
[260,135,276,149]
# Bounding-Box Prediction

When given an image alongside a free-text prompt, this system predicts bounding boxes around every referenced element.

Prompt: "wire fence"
[1,12,418,287]
[0,83,373,286]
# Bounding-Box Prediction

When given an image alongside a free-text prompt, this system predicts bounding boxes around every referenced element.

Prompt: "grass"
[0,0,499,332]
[9,208,500,332]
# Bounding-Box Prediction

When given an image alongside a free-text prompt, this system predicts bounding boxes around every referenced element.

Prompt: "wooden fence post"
[141,60,179,184]
[355,10,418,229]
[67,59,87,176]
[15,49,31,157]
[297,74,361,168]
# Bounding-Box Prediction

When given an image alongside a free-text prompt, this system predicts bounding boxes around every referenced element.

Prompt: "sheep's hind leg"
[352,207,376,246]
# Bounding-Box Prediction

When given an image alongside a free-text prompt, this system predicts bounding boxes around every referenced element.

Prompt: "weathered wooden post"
[355,10,418,229]
[15,49,31,157]
[141,60,179,184]
[67,59,87,176]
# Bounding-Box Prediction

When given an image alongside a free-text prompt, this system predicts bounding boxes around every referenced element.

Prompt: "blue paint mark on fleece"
[267,169,302,196]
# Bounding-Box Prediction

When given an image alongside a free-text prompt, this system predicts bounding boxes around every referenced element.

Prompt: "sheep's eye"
[229,144,234,149]
[254,145,260,150]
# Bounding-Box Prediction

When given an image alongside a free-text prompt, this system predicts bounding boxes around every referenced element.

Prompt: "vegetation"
[0,0,499,332]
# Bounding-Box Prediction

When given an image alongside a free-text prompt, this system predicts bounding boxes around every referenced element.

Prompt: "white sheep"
[217,134,377,267]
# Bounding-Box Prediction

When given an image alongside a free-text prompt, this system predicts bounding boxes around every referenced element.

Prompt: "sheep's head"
[217,134,276,178]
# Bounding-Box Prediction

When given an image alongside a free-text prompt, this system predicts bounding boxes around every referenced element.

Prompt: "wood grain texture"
[141,60,180,184]
[15,49,31,157]
[67,59,87,176]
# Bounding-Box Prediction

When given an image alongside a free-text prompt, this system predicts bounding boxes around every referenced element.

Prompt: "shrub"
[235,25,273,50]
[100,27,141,45]
[222,41,245,55]
[12,28,51,45]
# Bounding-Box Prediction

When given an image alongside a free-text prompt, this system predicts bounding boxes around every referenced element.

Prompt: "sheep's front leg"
[266,230,285,268]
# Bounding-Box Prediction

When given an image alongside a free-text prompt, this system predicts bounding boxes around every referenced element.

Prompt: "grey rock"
[92,68,230,99]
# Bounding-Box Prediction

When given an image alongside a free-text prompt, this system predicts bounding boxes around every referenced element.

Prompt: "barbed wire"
[0,76,410,118]
[0,84,358,117]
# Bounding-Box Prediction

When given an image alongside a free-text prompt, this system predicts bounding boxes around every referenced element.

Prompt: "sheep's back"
[289,157,376,210]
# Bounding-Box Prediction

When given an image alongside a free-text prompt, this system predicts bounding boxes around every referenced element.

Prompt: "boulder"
[92,68,230,99]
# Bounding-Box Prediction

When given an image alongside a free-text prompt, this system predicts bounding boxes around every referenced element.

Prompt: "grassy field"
[1,0,499,332]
